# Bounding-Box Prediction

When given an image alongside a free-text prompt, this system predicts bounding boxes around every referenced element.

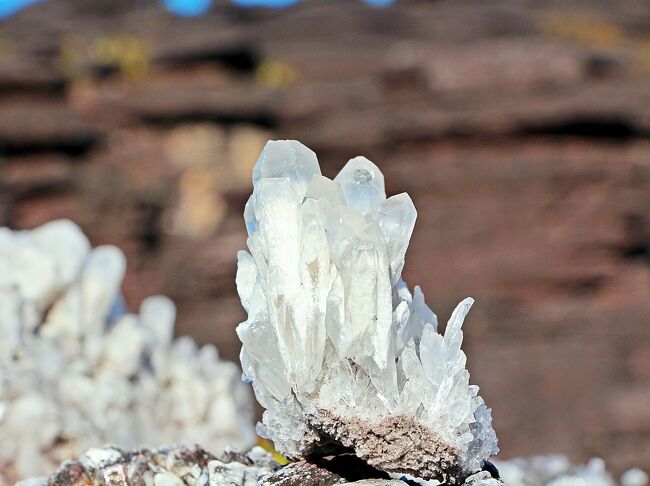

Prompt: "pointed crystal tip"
[334,156,386,214]
[252,140,321,196]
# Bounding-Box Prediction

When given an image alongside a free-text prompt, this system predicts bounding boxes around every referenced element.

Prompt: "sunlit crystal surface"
[236,140,499,483]
[0,221,255,482]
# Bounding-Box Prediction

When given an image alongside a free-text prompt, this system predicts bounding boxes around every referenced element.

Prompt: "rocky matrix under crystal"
[236,140,498,483]
[0,221,255,483]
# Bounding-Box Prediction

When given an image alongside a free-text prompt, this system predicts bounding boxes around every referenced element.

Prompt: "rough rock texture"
[462,472,503,486]
[16,445,506,486]
[19,446,650,486]
[309,412,464,483]
[14,445,275,486]
[262,460,347,485]
[1,0,649,475]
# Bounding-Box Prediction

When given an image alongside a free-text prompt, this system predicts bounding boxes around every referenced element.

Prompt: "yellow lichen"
[540,13,623,50]
[255,59,298,88]
[58,33,150,81]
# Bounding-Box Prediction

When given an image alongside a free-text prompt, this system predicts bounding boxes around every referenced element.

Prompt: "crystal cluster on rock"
[236,140,498,483]
[0,220,255,484]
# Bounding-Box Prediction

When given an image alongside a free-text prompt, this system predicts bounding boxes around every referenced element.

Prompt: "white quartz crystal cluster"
[0,220,255,483]
[236,140,498,483]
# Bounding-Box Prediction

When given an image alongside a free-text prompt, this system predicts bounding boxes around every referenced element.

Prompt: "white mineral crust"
[236,140,498,483]
[495,456,648,486]
[0,220,255,483]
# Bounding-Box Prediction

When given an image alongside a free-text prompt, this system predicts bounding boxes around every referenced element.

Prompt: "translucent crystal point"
[334,156,386,214]
[372,193,417,284]
[305,175,346,207]
[81,246,127,326]
[237,141,498,483]
[252,140,321,198]
[140,296,176,346]
[0,220,90,312]
[30,220,90,289]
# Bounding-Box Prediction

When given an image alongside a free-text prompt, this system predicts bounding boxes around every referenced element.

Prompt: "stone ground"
[0,0,649,475]
[22,444,503,486]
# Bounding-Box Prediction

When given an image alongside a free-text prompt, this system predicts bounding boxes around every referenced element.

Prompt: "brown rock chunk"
[308,411,465,484]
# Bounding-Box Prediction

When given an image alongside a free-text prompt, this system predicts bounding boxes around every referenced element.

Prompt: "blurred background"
[0,0,649,476]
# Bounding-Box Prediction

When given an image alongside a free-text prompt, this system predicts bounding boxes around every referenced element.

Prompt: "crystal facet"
[252,139,321,199]
[334,156,386,215]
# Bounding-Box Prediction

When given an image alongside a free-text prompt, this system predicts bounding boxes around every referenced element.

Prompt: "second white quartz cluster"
[0,220,255,482]
[236,141,498,483]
